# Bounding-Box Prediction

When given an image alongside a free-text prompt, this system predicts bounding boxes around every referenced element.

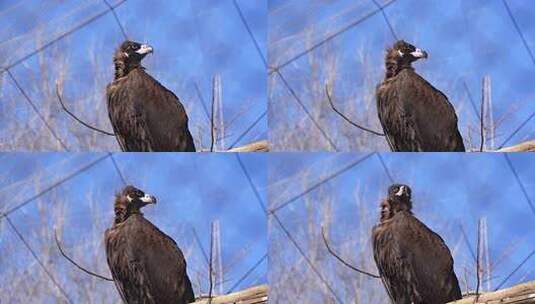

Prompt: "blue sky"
[0,153,267,302]
[269,0,535,151]
[0,0,266,151]
[269,152,535,302]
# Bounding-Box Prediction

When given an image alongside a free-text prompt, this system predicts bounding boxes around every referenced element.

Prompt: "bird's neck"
[385,60,413,80]
[114,205,143,224]
[114,59,143,80]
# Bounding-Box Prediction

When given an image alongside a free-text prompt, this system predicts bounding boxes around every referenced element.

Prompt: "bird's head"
[118,40,153,63]
[114,185,156,223]
[385,40,427,79]
[113,40,153,78]
[391,40,427,64]
[380,184,413,221]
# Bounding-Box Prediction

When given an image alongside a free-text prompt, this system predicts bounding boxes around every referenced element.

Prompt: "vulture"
[376,40,465,152]
[372,184,462,304]
[107,40,196,152]
[105,185,195,304]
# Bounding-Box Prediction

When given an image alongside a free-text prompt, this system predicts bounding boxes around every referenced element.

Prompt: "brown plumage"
[376,40,465,151]
[107,41,196,152]
[372,184,462,304]
[105,185,195,304]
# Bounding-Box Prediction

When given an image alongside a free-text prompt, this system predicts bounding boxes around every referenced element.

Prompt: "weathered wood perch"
[449,280,535,304]
[495,140,535,152]
[199,140,268,152]
[193,284,268,304]
[226,140,268,152]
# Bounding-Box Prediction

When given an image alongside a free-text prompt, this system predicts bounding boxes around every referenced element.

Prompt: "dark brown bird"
[376,40,465,152]
[372,184,462,304]
[105,185,195,304]
[107,41,196,152]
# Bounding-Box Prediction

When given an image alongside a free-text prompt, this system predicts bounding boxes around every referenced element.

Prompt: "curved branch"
[54,229,114,281]
[55,82,115,136]
[325,85,385,136]
[321,226,380,279]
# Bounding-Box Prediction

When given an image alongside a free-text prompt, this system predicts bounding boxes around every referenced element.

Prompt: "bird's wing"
[135,71,196,151]
[372,223,412,304]
[105,227,154,303]
[390,213,462,302]
[106,79,154,151]
[397,70,465,151]
[376,80,421,151]
[134,217,195,303]
[376,83,395,151]
[106,82,127,151]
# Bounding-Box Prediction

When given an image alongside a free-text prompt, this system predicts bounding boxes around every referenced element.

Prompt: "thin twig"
[325,85,384,136]
[321,226,380,278]
[54,229,113,281]
[55,83,115,136]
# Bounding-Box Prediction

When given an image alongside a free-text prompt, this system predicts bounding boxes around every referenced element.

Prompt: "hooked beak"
[395,186,406,196]
[135,44,153,55]
[140,193,157,204]
[410,48,428,59]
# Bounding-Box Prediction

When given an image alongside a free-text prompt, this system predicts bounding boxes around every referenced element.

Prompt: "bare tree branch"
[55,82,115,136]
[54,229,114,282]
[320,226,380,279]
[325,84,385,137]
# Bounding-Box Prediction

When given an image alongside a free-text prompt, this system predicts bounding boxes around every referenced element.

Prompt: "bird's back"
[107,69,196,152]
[377,69,465,152]
[372,212,462,303]
[105,215,195,304]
